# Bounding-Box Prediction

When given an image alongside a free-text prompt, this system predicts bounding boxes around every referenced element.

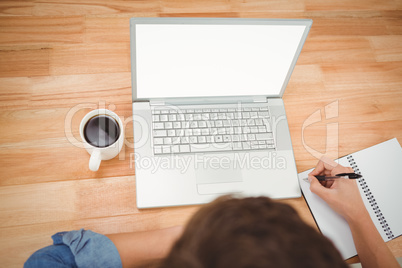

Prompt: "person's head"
[159,195,347,268]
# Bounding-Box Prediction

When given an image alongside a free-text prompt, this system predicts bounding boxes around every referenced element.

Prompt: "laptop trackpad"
[195,160,244,195]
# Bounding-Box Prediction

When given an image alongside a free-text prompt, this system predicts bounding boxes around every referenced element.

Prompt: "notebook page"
[350,138,402,241]
[298,168,357,259]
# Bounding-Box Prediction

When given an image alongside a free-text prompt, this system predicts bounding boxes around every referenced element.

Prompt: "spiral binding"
[347,155,394,240]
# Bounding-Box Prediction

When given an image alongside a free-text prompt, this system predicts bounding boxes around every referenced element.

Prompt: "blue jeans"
[24,229,122,268]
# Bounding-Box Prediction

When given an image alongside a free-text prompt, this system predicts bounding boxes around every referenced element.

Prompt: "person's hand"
[308,156,368,223]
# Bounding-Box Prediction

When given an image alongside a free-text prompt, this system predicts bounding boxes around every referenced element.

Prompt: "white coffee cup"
[79,109,124,171]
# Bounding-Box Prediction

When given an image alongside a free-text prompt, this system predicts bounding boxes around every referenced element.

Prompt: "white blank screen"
[135,24,306,99]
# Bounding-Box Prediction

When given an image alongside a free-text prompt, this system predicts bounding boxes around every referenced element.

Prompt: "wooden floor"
[1,1,401,267]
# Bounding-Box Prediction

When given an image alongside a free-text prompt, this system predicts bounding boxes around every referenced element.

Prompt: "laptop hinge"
[150,100,166,106]
[149,96,268,106]
[253,96,268,103]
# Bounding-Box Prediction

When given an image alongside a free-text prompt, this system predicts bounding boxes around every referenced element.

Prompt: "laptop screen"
[134,22,308,99]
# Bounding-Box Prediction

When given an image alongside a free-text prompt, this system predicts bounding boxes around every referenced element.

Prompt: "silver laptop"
[130,18,312,208]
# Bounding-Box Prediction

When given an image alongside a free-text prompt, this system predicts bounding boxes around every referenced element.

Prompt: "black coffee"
[84,115,120,148]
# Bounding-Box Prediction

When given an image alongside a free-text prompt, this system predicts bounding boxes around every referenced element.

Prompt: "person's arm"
[308,156,399,268]
[106,226,183,268]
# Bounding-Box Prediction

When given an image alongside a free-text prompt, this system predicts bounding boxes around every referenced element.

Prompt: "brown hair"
[158,195,347,268]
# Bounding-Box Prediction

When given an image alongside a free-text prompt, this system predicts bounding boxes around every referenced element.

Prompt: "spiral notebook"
[298,138,402,260]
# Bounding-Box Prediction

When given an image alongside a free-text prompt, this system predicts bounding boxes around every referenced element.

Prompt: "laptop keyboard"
[151,104,275,155]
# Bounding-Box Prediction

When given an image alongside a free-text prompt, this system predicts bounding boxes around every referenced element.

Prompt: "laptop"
[130,18,312,208]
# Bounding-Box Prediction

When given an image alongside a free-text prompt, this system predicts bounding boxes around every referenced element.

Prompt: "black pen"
[304,173,362,182]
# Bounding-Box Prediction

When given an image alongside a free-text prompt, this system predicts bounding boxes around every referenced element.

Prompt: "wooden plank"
[32,0,161,16]
[382,11,402,35]
[298,36,377,65]
[284,90,402,124]
[309,16,390,36]
[49,43,130,75]
[0,48,50,77]
[321,62,402,91]
[305,0,399,11]
[0,176,136,228]
[0,16,84,45]
[369,35,402,62]
[0,146,135,186]
[30,73,132,108]
[303,36,373,52]
[160,0,233,13]
[85,17,131,43]
[0,77,31,108]
[0,1,34,16]
[299,47,377,65]
[229,0,305,12]
[0,72,132,109]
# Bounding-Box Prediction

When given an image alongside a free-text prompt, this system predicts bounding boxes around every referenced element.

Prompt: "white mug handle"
[89,150,102,171]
